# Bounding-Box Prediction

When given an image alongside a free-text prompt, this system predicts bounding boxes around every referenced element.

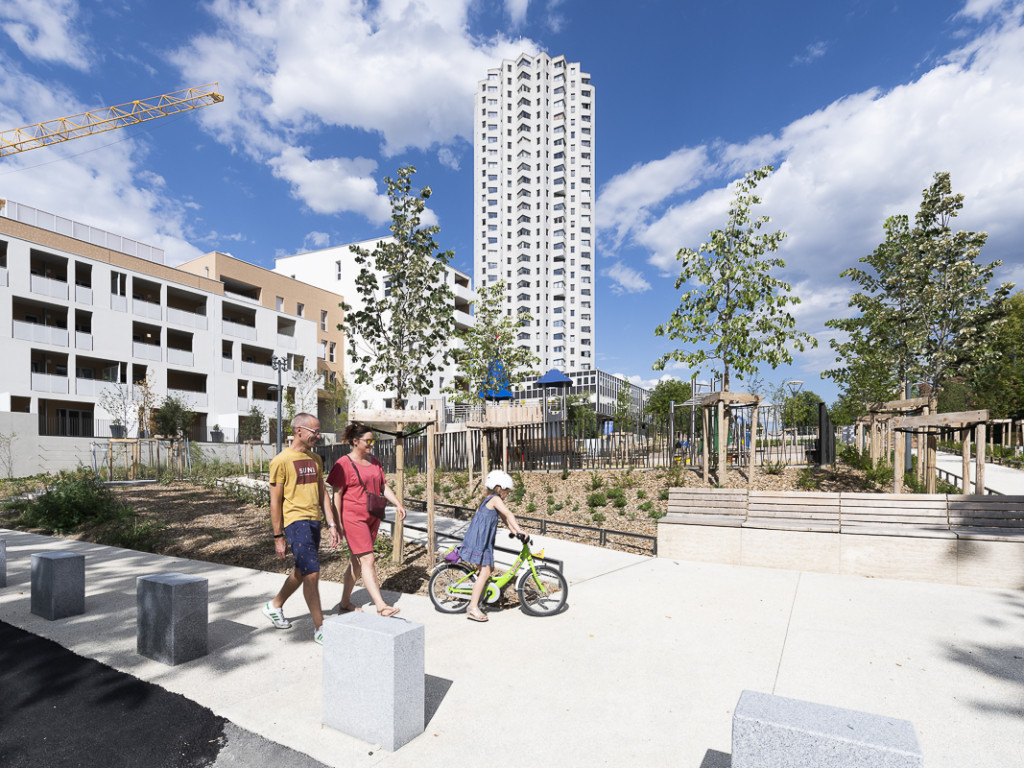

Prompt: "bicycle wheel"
[516,565,568,616]
[428,563,475,613]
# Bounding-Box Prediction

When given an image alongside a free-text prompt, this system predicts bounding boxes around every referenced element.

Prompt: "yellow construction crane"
[0,83,224,158]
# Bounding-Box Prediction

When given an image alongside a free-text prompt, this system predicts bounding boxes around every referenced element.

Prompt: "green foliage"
[636,489,647,500]
[591,511,606,525]
[240,406,267,442]
[9,470,128,533]
[662,463,684,487]
[588,471,604,491]
[795,467,823,490]
[647,378,693,418]
[443,279,539,404]
[961,290,1024,418]
[612,495,627,509]
[567,393,599,439]
[155,395,195,438]
[825,172,1012,410]
[587,492,607,508]
[338,165,456,405]
[659,489,670,501]
[763,461,786,475]
[526,501,537,513]
[638,500,654,513]
[654,166,816,391]
[613,384,634,432]
[768,383,822,428]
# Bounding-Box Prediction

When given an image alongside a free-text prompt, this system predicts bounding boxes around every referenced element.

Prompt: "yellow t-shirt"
[269,447,324,528]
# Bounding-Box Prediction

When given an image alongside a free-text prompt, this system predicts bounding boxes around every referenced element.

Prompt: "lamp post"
[270,355,288,455]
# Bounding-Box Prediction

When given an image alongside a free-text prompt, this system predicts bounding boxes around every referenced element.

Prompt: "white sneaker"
[313,626,324,645]
[262,602,292,629]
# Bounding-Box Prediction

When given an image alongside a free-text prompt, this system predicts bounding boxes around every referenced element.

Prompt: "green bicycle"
[428,533,568,617]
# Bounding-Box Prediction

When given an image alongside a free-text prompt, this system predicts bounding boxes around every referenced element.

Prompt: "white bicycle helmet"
[485,469,514,491]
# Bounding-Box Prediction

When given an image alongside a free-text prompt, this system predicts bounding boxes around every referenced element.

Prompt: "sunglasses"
[360,437,375,445]
[296,425,321,436]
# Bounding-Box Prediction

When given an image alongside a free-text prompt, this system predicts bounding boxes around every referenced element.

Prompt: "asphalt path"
[0,620,327,768]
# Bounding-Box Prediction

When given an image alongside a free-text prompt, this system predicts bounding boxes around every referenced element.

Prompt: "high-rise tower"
[474,52,595,372]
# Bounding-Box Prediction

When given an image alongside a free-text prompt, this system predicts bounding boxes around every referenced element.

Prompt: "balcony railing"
[222,319,257,340]
[167,348,194,367]
[75,377,108,397]
[132,342,162,361]
[31,372,69,394]
[110,295,128,312]
[30,274,68,300]
[237,397,249,412]
[222,358,234,373]
[168,388,207,408]
[0,268,7,287]
[132,298,162,320]
[75,285,93,304]
[167,306,208,330]
[277,333,296,350]
[14,320,69,347]
[75,331,93,350]
[242,361,273,379]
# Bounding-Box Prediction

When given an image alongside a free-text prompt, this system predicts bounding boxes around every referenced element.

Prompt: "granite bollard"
[322,612,425,751]
[30,552,86,620]
[732,690,922,768]
[137,573,209,666]
[0,539,6,588]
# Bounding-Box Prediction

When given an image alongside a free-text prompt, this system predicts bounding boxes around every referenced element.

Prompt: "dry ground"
[4,463,873,598]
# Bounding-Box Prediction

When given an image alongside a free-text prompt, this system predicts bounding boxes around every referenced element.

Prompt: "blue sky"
[2,0,1023,405]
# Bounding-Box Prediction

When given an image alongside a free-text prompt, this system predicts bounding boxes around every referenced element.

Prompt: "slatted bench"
[746,491,840,532]
[658,488,748,564]
[948,495,1024,589]
[840,494,951,537]
[741,491,841,571]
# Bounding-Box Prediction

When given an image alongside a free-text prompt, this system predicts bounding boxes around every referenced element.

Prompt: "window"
[329,342,336,362]
[296,302,304,317]
[320,310,328,331]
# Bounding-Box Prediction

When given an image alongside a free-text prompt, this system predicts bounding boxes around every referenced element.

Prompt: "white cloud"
[304,231,332,249]
[268,147,392,223]
[0,0,90,71]
[505,0,529,26]
[437,147,460,171]
[604,261,652,294]
[792,41,828,66]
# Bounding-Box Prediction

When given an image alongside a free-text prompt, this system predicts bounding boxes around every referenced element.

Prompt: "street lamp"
[785,380,804,397]
[270,355,288,455]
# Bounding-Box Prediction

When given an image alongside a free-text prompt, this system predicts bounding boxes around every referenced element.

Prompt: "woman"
[326,422,407,617]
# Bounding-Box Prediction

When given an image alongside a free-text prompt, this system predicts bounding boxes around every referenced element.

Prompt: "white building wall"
[474,52,596,373]
[0,215,321,441]
[274,239,474,411]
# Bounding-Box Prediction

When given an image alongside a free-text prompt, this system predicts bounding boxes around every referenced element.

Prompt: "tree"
[767,384,822,428]
[443,279,539,403]
[647,378,693,419]
[566,393,598,439]
[961,290,1024,418]
[654,166,816,391]
[338,165,455,407]
[825,172,1012,403]
[613,384,634,432]
[290,365,323,417]
[154,395,195,438]
[98,380,138,437]
[239,405,266,442]
[321,376,350,437]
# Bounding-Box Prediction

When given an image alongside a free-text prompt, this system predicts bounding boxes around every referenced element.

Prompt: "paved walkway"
[1,523,1022,768]
[934,451,1024,495]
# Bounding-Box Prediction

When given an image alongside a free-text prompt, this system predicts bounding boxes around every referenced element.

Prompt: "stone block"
[840,533,957,584]
[322,612,424,751]
[30,552,85,620]
[0,539,6,588]
[739,528,840,574]
[657,523,742,564]
[733,690,922,768]
[137,573,209,666]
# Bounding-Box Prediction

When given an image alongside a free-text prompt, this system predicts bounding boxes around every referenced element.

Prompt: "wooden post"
[392,423,405,565]
[925,398,938,494]
[869,416,878,466]
[426,422,436,565]
[717,400,726,483]
[748,403,758,491]
[976,422,986,494]
[893,427,905,494]
[481,427,489,477]
[961,427,971,494]
[502,426,508,472]
[702,406,710,485]
[466,429,474,490]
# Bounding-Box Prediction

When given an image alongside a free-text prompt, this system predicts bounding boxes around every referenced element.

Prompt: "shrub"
[796,467,823,491]
[636,489,647,500]
[638,500,654,513]
[647,507,667,520]
[658,489,670,501]
[526,502,537,513]
[612,495,627,509]
[591,511,606,525]
[587,491,607,508]
[588,471,603,491]
[13,470,128,533]
[763,461,786,476]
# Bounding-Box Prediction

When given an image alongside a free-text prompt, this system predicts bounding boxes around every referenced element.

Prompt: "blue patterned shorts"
[284,519,322,576]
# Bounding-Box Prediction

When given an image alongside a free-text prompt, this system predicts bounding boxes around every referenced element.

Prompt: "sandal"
[377,605,401,618]
[467,610,488,623]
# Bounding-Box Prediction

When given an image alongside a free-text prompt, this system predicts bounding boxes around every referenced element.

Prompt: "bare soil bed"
[5,463,873,599]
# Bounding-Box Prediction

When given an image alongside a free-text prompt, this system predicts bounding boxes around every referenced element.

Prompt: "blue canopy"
[536,368,572,388]
[479,358,514,400]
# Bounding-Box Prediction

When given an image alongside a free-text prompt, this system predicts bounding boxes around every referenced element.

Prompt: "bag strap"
[347,455,379,495]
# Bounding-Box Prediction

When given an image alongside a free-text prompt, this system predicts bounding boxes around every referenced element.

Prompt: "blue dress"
[459,495,499,567]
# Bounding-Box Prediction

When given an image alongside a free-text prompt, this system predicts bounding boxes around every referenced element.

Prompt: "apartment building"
[0,200,340,440]
[274,238,474,410]
[474,52,596,373]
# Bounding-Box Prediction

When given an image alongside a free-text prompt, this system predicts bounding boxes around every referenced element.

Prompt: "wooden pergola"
[348,408,439,564]
[892,409,990,494]
[699,391,762,489]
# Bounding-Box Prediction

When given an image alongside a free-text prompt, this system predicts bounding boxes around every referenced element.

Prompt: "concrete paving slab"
[2,527,1022,768]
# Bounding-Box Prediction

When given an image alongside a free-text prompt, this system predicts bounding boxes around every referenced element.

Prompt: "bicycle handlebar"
[509,532,532,545]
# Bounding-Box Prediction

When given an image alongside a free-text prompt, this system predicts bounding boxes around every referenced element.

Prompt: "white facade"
[474,52,596,373]
[274,239,474,410]
[0,203,324,440]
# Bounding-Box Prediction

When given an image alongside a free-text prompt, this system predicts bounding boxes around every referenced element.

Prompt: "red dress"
[326,455,385,555]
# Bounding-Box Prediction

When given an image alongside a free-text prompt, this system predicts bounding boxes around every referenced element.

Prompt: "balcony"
[75,285,93,304]
[76,332,93,351]
[169,388,207,408]
[14,320,68,347]
[75,377,108,397]
[110,295,128,312]
[132,298,162,320]
[132,342,162,361]
[242,360,273,379]
[223,319,257,340]
[167,306,208,330]
[276,333,296,350]
[222,358,234,373]
[30,274,68,300]
[237,397,249,412]
[167,348,194,367]
[31,372,69,394]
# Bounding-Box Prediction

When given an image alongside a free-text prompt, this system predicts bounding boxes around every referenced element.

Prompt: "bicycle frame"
[442,539,549,596]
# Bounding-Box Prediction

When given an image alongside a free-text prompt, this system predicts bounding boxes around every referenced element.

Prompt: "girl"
[327,422,407,617]
[460,469,526,622]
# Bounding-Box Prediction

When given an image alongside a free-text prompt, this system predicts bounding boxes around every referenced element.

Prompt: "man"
[261,413,340,644]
